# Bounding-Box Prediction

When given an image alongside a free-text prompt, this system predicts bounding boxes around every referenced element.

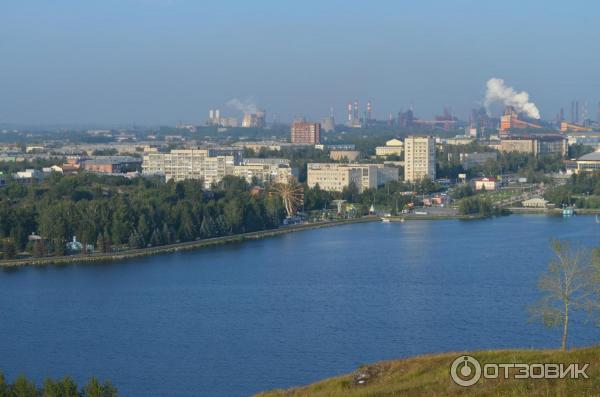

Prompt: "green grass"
[255,346,600,397]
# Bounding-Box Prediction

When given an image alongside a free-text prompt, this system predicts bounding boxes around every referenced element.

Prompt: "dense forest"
[0,173,286,258]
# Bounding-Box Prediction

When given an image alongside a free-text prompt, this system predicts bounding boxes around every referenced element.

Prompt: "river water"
[0,215,598,396]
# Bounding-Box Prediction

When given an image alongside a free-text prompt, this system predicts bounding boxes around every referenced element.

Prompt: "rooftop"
[84,156,142,165]
[578,151,600,161]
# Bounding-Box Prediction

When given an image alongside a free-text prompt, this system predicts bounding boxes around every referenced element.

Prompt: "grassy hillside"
[256,346,599,397]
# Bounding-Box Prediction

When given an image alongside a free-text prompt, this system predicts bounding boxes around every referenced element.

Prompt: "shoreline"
[0,217,378,268]
[2,210,597,268]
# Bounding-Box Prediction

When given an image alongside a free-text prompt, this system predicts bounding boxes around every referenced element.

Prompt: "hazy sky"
[2,0,600,126]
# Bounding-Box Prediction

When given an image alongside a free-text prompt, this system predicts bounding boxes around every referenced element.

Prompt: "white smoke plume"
[226,98,258,114]
[484,78,540,119]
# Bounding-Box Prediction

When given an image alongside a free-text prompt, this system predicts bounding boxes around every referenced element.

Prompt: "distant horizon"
[2,0,600,125]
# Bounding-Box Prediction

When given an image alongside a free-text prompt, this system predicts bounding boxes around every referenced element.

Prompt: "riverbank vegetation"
[0,173,285,259]
[0,372,117,397]
[457,196,506,217]
[544,173,600,208]
[256,345,600,397]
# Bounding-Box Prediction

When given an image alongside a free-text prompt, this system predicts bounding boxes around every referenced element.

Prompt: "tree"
[10,375,37,397]
[529,239,597,351]
[150,228,162,246]
[161,223,173,245]
[102,229,112,253]
[0,372,9,397]
[81,377,117,397]
[43,377,78,397]
[128,231,144,249]
[95,233,105,254]
[2,239,16,259]
[32,240,47,258]
[136,214,150,244]
[199,215,216,238]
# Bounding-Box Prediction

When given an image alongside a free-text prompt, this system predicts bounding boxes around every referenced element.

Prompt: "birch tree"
[529,239,595,351]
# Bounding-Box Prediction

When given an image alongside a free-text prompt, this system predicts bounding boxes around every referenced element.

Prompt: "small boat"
[596,215,600,224]
[381,217,391,223]
[562,207,574,217]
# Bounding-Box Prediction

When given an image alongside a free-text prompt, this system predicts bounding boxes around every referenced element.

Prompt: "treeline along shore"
[0,217,377,267]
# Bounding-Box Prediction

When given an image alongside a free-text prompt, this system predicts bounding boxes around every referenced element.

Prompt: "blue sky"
[1,0,599,125]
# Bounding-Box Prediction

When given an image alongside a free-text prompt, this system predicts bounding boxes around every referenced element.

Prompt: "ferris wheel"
[272,177,304,218]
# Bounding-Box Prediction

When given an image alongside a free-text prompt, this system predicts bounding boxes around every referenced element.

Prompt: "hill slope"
[256,346,599,397]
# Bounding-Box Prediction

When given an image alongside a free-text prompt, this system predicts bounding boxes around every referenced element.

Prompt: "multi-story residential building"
[404,136,436,182]
[143,149,295,187]
[13,169,45,185]
[329,150,360,161]
[233,158,298,184]
[142,148,242,187]
[233,141,294,152]
[375,139,403,157]
[459,152,498,170]
[314,144,356,151]
[82,156,142,174]
[307,163,398,192]
[566,132,600,151]
[291,121,321,145]
[499,135,567,157]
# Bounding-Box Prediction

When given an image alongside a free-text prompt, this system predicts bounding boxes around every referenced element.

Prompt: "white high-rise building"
[307,163,398,192]
[404,136,436,182]
[142,148,295,188]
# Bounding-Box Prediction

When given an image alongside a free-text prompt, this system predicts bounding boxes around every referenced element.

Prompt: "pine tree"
[102,229,112,253]
[200,216,215,238]
[32,240,46,257]
[95,234,104,253]
[2,239,16,259]
[150,228,161,246]
[161,223,172,245]
[128,231,139,249]
[137,215,150,244]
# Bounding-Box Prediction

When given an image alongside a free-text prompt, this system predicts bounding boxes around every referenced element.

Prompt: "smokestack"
[215,109,220,120]
[347,102,352,122]
[353,100,359,121]
[367,100,372,120]
[209,109,214,120]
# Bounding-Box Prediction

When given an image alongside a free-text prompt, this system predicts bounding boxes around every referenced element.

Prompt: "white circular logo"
[450,355,482,387]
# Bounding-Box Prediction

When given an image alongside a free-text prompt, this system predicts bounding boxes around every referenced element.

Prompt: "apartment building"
[233,158,298,184]
[82,156,142,174]
[142,148,242,187]
[291,121,321,145]
[499,135,567,157]
[307,163,398,192]
[404,136,436,182]
[143,149,295,187]
[459,152,497,170]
